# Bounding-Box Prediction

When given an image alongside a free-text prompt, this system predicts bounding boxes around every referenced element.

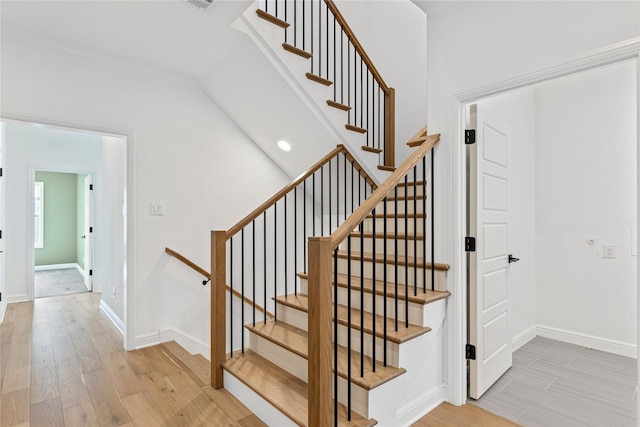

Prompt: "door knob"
[81,235,86,239]
[508,254,520,263]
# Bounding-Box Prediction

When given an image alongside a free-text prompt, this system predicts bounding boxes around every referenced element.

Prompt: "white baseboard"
[0,302,6,324]
[158,328,211,360]
[537,325,637,358]
[398,384,447,425]
[99,300,124,336]
[6,294,29,304]
[34,263,78,271]
[512,325,537,351]
[134,332,160,350]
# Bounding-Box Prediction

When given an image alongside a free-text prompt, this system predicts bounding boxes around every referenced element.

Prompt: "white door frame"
[2,114,137,352]
[448,38,640,406]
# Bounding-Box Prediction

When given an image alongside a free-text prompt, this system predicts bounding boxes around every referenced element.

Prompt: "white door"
[468,104,513,399]
[83,175,93,291]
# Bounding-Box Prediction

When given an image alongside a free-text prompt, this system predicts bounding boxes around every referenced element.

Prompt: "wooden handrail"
[330,132,440,250]
[226,144,377,239]
[324,0,389,94]
[165,247,274,318]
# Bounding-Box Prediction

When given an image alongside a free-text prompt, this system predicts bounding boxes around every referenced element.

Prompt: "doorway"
[33,171,94,298]
[463,60,637,411]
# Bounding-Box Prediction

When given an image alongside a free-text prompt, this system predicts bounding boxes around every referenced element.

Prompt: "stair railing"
[210,145,377,389]
[258,0,396,168]
[307,130,444,426]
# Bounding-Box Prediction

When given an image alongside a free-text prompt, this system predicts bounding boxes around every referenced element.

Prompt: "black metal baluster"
[284,0,287,42]
[347,43,350,123]
[378,86,381,151]
[367,69,370,148]
[360,56,363,130]
[347,237,352,421]
[285,194,288,296]
[294,0,297,46]
[304,180,307,272]
[394,187,398,332]
[423,156,427,292]
[264,211,267,324]
[329,158,332,233]
[431,150,435,292]
[404,176,409,328]
[274,202,278,321]
[340,29,344,105]
[344,154,347,222]
[253,219,256,327]
[242,228,245,353]
[360,221,364,378]
[310,0,313,74]
[413,169,418,297]
[371,202,376,372]
[383,196,388,366]
[333,248,339,426]
[302,0,305,51]
[295,186,298,296]
[333,14,336,101]
[318,0,321,77]
[230,236,233,355]
[313,172,316,236]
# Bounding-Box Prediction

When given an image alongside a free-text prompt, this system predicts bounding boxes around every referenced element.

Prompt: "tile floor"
[34,268,88,299]
[471,336,637,426]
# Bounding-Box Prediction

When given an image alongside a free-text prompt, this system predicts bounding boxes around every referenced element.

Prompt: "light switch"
[150,202,164,216]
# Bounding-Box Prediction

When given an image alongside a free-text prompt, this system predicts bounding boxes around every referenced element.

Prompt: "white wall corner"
[397,383,447,425]
[134,332,161,350]
[537,325,637,359]
[99,298,124,335]
[6,294,29,304]
[512,326,537,351]
[158,327,211,360]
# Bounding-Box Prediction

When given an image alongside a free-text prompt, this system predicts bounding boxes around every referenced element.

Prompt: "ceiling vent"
[187,0,214,9]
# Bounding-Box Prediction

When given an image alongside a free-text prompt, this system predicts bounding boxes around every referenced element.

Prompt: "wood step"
[385,194,426,202]
[345,124,367,134]
[283,42,312,59]
[377,165,395,172]
[223,350,377,427]
[365,212,426,219]
[246,320,406,390]
[297,272,450,306]
[256,9,290,29]
[406,126,428,148]
[161,341,211,386]
[306,72,333,86]
[327,100,351,111]
[274,295,430,344]
[361,146,382,154]
[335,250,450,272]
[349,231,425,241]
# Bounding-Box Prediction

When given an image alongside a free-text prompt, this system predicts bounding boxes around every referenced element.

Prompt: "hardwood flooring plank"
[71,330,100,358]
[83,369,132,426]
[32,340,56,365]
[237,414,269,427]
[52,334,77,362]
[31,361,59,404]
[202,387,254,421]
[100,351,144,398]
[412,402,521,427]
[92,332,123,355]
[31,397,65,427]
[56,357,92,409]
[1,388,31,426]
[63,401,101,427]
[122,391,167,425]
[2,333,32,393]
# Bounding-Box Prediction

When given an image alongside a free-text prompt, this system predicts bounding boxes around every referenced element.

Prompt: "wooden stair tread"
[349,231,425,241]
[223,350,377,426]
[161,341,211,386]
[247,320,406,390]
[297,273,450,306]
[345,124,367,134]
[366,212,426,219]
[361,146,382,154]
[377,165,395,172]
[385,194,426,202]
[256,9,289,29]
[283,42,312,59]
[306,72,333,86]
[275,295,430,344]
[327,100,351,111]
[335,250,450,272]
[396,180,426,187]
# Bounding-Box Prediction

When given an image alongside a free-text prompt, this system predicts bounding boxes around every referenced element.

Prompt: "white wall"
[477,88,537,348]
[336,0,427,163]
[535,60,637,351]
[1,35,291,350]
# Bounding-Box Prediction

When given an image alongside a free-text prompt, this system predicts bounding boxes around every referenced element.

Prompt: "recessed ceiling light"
[277,140,292,152]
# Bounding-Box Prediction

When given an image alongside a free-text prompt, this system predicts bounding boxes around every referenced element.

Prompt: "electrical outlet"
[112,287,117,298]
[604,244,616,259]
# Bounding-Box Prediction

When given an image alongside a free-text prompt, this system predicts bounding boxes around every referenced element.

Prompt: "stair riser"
[299,278,432,326]
[249,331,373,416]
[335,286,426,327]
[344,235,427,258]
[336,257,446,290]
[382,199,426,215]
[362,217,425,234]
[393,184,425,198]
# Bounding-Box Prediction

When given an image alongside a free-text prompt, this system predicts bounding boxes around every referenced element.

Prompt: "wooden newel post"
[307,237,334,427]
[211,230,227,389]
[384,87,396,168]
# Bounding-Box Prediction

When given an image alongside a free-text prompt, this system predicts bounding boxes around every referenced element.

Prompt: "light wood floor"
[0,293,266,426]
[0,292,521,426]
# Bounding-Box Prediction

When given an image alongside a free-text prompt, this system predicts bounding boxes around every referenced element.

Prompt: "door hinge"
[0,167,3,177]
[0,230,2,239]
[0,292,2,302]
[465,236,476,252]
[465,129,476,145]
[466,344,476,360]
[89,270,93,276]
[89,184,93,190]
[89,226,93,233]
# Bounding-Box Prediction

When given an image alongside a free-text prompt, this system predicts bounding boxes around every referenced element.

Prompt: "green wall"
[76,174,86,269]
[35,172,78,266]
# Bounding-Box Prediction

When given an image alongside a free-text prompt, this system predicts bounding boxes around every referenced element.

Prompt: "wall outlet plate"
[603,244,616,259]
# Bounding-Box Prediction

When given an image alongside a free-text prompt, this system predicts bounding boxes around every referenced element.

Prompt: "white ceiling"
[0,0,253,80]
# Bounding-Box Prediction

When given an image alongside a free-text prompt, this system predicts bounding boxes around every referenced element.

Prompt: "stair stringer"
[232,2,390,184]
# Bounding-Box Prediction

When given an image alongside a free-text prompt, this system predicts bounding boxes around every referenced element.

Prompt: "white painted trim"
[0,302,6,324]
[158,328,211,360]
[450,37,640,405]
[99,299,124,336]
[512,326,537,351]
[398,384,447,424]
[537,325,637,359]
[6,294,29,304]
[34,262,79,271]
[223,370,296,427]
[134,332,160,350]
